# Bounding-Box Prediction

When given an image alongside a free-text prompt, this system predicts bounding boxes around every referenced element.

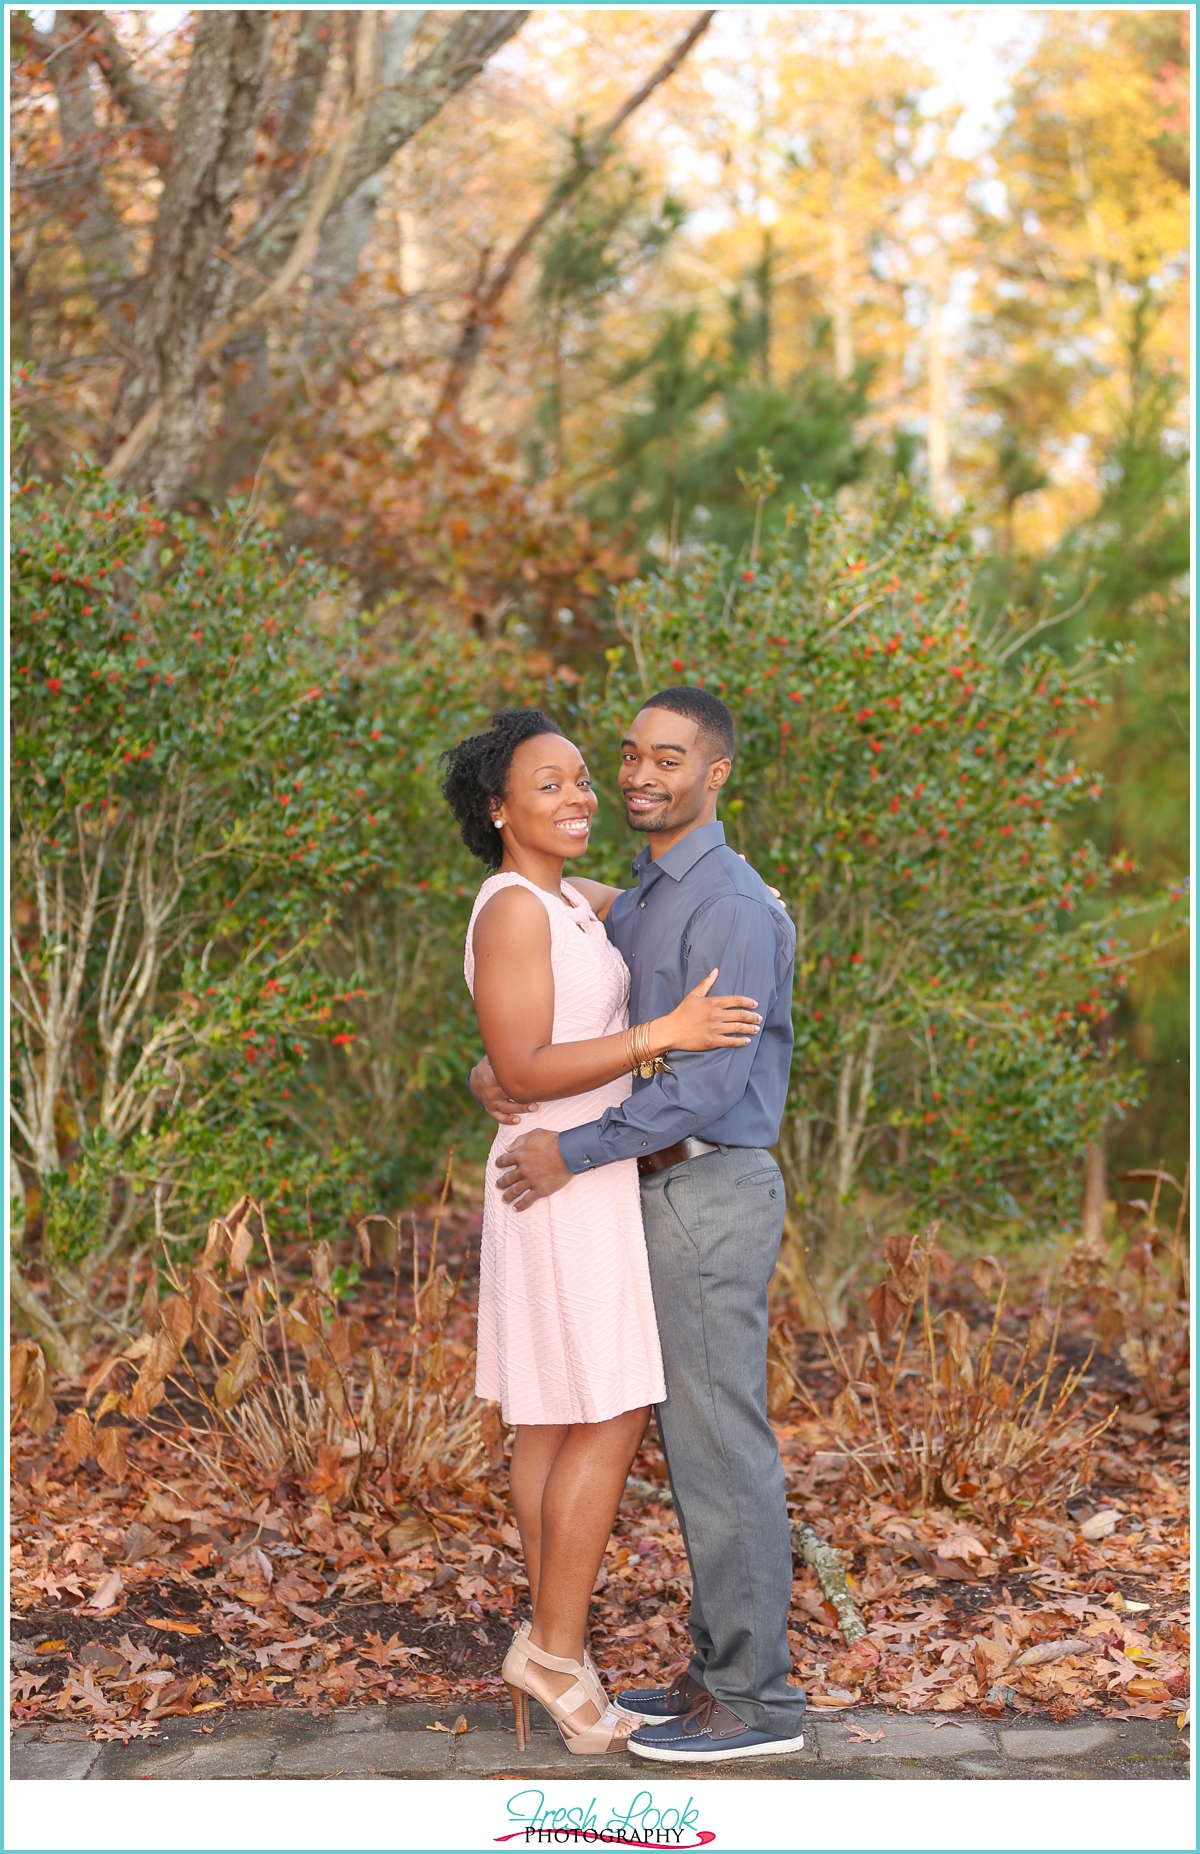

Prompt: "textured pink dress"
[465,872,665,1426]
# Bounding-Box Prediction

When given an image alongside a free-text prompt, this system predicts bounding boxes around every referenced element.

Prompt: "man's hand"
[495,1129,572,1211]
[469,1055,539,1127]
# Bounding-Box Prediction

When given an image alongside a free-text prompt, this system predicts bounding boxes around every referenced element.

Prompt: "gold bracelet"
[628,1020,672,1081]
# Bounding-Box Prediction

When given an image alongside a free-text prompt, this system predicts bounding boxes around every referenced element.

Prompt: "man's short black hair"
[640,685,735,762]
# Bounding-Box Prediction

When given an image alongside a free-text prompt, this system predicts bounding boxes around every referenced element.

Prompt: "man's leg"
[654,1415,715,1677]
[640,1148,803,1738]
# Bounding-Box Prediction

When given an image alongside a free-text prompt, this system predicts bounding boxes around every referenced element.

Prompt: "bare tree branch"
[61,9,169,159]
[10,806,115,1174]
[431,10,715,428]
[233,10,528,287]
[105,10,528,497]
[10,1272,74,1365]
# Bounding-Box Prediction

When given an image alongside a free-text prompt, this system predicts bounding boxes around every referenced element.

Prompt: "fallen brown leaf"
[1016,1639,1102,1668]
[117,1634,158,1675]
[88,1569,124,1609]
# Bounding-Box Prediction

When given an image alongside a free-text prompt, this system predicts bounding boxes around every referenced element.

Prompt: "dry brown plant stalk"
[795,1226,1115,1523]
[1058,1162,1191,1411]
[62,1163,493,1510]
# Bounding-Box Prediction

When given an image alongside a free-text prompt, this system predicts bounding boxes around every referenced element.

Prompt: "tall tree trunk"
[397,170,426,357]
[108,11,273,504]
[828,169,854,384]
[1082,1011,1112,1241]
[270,10,337,200]
[44,14,139,337]
[209,10,336,498]
[301,9,429,355]
[1067,125,1121,350]
[1082,1135,1107,1242]
[926,245,950,512]
[757,228,773,385]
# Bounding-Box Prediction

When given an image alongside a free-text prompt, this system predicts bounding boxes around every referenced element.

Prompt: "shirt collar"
[632,819,726,886]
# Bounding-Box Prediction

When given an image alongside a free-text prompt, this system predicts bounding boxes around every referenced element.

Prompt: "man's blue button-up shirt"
[558,821,795,1173]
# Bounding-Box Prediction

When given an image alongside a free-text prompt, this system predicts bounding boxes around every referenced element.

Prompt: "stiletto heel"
[506,1681,530,1751]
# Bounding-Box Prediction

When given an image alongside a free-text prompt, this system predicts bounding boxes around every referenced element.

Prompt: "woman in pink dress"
[441,709,761,1756]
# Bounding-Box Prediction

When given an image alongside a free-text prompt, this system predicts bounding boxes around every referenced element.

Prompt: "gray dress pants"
[639,1145,805,1738]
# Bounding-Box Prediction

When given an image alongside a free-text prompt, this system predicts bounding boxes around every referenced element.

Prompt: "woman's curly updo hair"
[440,708,561,869]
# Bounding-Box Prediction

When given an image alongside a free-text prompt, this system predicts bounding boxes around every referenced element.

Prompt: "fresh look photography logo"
[495,1789,715,1848]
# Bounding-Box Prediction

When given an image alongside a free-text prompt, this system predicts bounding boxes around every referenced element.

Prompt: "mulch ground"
[10,1200,1191,1745]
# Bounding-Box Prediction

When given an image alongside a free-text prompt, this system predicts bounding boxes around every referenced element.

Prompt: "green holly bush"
[575,477,1181,1302]
[10,453,497,1365]
[13,442,1178,1359]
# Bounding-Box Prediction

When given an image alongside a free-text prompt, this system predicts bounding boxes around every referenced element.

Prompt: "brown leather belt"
[637,1137,720,1178]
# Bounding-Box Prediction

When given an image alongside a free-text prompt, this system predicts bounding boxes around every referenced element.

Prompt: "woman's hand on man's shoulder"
[563,876,622,921]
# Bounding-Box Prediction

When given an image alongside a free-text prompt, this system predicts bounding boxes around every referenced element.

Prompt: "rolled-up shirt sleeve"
[557,895,783,1173]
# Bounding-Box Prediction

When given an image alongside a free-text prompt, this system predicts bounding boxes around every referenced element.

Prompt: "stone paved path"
[11,1702,1189,1781]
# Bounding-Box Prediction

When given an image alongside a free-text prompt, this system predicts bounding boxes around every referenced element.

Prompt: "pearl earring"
[493,818,503,829]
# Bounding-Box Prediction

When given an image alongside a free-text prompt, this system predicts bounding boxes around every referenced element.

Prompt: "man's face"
[617,705,730,835]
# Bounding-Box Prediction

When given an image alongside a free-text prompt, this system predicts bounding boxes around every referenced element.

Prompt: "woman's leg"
[509,1423,569,1610]
[527,1405,649,1722]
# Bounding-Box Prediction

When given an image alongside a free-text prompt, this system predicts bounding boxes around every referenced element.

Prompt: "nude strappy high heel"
[502,1628,638,1754]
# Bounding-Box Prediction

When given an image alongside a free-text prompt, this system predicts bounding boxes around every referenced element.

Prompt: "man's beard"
[624,800,673,833]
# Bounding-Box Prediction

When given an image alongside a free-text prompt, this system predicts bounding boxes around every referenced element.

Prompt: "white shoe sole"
[628,1730,806,1764]
[613,1697,657,1720]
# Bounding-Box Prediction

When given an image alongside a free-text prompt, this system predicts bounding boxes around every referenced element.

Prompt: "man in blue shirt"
[476,686,806,1763]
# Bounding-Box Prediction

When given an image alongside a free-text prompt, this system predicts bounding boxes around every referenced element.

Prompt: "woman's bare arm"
[472,889,648,1102]
[471,887,760,1104]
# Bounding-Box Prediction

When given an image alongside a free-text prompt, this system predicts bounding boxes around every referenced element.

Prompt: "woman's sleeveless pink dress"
[465,872,665,1426]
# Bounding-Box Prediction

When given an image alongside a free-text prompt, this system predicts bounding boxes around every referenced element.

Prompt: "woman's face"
[492,733,597,860]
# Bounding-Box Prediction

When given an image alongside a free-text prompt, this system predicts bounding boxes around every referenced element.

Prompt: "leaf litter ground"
[10,1202,1190,1747]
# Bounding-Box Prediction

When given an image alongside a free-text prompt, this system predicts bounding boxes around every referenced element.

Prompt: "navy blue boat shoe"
[613,1666,706,1720]
[627,1693,806,1764]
